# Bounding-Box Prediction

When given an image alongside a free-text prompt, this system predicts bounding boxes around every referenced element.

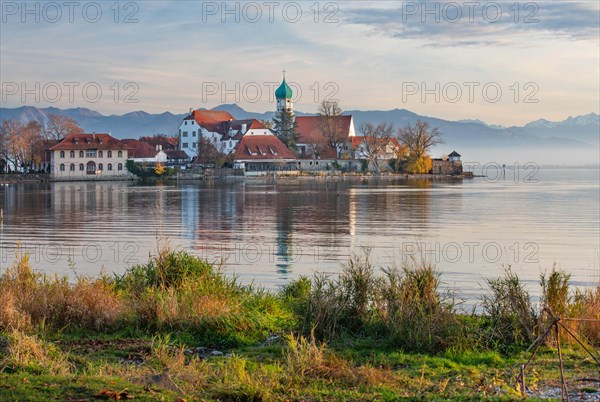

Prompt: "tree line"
[0,115,84,173]
[272,99,443,174]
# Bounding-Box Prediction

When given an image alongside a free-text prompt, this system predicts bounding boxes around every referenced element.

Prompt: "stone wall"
[432,159,463,175]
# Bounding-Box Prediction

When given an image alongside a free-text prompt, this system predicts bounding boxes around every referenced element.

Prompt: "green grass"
[1,246,598,401]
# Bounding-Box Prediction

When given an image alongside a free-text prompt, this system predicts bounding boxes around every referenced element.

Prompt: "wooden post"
[520,364,526,396]
[555,320,570,402]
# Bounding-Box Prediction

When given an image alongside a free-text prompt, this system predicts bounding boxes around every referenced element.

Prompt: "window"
[117,163,123,171]
[183,131,188,137]
[59,163,65,171]
[59,151,65,158]
[192,131,196,137]
[86,150,97,158]
[108,163,113,171]
[79,163,84,171]
[79,150,84,158]
[98,150,103,158]
[185,121,187,125]
[193,142,197,148]
[182,142,188,148]
[107,150,112,158]
[98,163,103,171]
[69,163,75,171]
[118,151,123,158]
[70,151,75,158]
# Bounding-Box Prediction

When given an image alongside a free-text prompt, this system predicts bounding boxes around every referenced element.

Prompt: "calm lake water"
[1,168,598,304]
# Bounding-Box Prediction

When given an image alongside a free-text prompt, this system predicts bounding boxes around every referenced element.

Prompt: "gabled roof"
[121,139,161,158]
[234,134,295,160]
[295,115,353,144]
[348,136,401,150]
[164,149,188,160]
[184,110,236,133]
[221,119,266,140]
[49,133,129,151]
[448,151,461,157]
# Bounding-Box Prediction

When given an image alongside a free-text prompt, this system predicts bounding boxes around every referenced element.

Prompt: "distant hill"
[1,105,598,164]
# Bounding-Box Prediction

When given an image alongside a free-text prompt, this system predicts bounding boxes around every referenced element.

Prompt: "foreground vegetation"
[1,245,598,401]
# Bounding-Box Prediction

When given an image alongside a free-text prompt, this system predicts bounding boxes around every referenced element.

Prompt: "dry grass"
[0,254,124,332]
[0,329,72,375]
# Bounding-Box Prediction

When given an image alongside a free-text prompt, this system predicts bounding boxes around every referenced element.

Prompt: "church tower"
[275,70,293,113]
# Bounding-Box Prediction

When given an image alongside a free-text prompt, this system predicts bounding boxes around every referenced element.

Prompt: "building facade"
[49,133,130,179]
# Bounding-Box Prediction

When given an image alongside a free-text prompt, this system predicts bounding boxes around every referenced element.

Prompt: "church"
[177,73,358,172]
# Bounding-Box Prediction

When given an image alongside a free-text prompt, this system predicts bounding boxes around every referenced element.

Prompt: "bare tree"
[41,114,83,140]
[0,119,43,171]
[316,100,346,158]
[358,122,396,174]
[397,120,443,160]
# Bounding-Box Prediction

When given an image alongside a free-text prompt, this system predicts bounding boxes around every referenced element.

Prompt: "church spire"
[275,69,293,113]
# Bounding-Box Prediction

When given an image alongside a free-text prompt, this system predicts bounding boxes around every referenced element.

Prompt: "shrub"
[481,266,538,351]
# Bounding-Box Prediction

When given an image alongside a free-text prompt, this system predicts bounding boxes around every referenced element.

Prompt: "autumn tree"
[0,119,43,171]
[397,120,443,173]
[41,114,83,140]
[397,120,441,159]
[316,100,346,158]
[358,122,396,174]
[272,108,299,151]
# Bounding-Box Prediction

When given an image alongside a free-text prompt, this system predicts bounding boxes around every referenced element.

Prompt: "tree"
[358,122,396,174]
[397,120,443,160]
[272,109,299,151]
[316,100,346,158]
[41,114,83,140]
[260,119,274,130]
[0,119,43,171]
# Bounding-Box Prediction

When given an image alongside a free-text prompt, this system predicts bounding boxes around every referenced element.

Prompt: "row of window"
[59,150,124,158]
[181,137,220,149]
[181,131,198,137]
[59,163,123,172]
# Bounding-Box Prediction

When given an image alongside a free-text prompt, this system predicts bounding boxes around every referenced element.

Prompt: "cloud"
[341,1,600,46]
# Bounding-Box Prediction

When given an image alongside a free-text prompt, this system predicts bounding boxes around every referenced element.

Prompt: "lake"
[1,168,598,305]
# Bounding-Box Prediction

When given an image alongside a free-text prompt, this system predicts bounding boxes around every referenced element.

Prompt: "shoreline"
[1,171,477,184]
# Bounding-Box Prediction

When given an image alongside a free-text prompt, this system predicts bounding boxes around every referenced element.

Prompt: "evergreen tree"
[272,109,299,151]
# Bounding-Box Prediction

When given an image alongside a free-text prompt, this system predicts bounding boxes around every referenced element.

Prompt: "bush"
[481,266,538,351]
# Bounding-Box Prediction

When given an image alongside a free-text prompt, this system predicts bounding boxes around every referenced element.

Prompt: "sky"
[1,0,599,126]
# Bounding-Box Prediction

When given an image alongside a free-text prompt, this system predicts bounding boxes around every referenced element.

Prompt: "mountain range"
[1,105,598,165]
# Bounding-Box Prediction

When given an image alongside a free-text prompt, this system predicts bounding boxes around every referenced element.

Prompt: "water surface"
[1,168,598,304]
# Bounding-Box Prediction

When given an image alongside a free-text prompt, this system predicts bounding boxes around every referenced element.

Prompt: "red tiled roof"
[295,115,353,144]
[121,139,160,158]
[185,110,235,127]
[49,133,129,151]
[234,135,295,160]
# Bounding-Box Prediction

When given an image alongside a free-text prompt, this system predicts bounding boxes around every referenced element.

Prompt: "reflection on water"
[1,169,598,303]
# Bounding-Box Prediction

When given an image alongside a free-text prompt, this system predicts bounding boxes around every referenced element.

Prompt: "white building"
[178,109,271,160]
[49,133,129,179]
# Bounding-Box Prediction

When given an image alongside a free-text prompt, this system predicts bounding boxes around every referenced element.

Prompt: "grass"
[0,245,598,401]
